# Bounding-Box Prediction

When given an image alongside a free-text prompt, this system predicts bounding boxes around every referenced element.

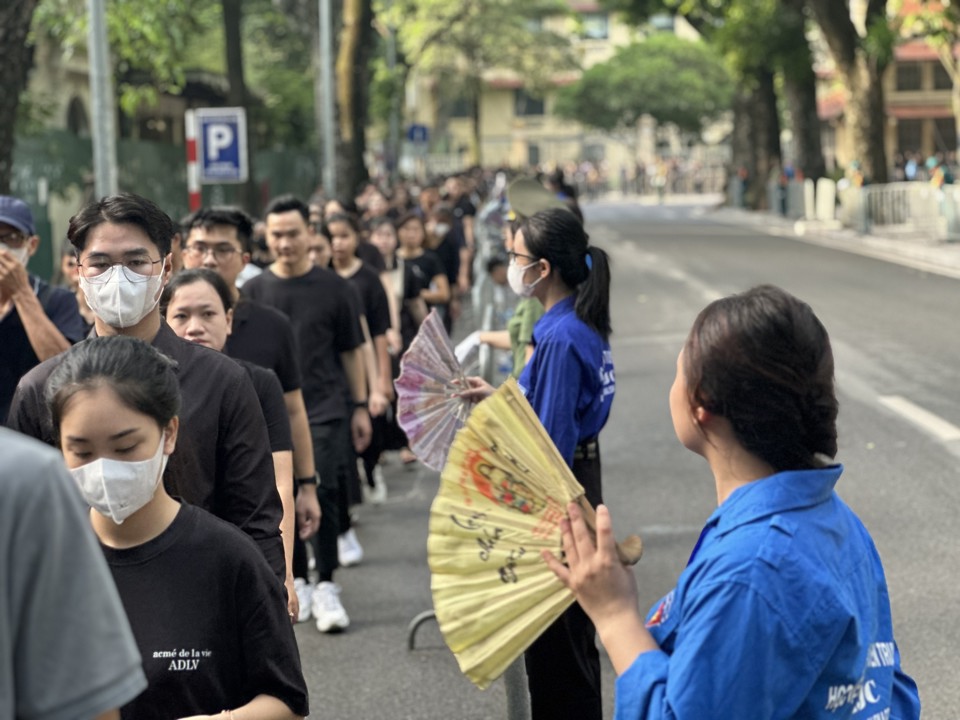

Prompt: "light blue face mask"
[0,242,29,266]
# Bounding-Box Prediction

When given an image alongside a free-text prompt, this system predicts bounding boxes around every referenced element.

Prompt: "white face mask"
[433,223,451,238]
[79,265,164,328]
[0,242,29,266]
[507,260,542,298]
[70,435,169,524]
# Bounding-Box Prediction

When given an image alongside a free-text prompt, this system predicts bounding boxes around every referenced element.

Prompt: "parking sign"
[195,107,248,184]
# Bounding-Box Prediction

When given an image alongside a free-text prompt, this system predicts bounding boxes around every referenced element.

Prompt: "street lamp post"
[87,0,118,197]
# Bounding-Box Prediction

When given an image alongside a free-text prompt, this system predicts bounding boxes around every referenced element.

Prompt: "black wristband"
[296,474,318,486]
[353,400,369,409]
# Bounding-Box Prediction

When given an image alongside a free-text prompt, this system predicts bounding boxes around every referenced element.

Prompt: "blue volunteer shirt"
[517,295,615,465]
[616,465,921,720]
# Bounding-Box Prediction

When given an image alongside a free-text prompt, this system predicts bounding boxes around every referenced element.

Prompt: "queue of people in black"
[0,173,481,719]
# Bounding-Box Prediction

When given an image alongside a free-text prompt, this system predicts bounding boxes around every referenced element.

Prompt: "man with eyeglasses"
[0,195,85,420]
[6,193,286,584]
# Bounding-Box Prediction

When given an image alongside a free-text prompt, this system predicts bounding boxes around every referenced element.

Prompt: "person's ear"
[26,235,40,257]
[241,252,251,267]
[163,417,179,455]
[225,308,234,335]
[161,253,174,284]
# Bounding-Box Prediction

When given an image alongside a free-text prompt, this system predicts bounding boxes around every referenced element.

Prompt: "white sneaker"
[313,581,350,633]
[338,528,364,567]
[368,466,387,504]
[293,578,314,623]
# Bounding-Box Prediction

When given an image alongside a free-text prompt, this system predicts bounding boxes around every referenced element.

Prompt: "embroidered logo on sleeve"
[645,590,674,628]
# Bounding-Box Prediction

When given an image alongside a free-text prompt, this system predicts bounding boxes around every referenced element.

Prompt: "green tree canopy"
[554,34,733,133]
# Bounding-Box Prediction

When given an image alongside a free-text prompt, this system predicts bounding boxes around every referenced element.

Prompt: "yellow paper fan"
[428,378,643,690]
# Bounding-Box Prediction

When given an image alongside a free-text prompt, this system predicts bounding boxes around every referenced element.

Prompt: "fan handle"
[575,496,644,565]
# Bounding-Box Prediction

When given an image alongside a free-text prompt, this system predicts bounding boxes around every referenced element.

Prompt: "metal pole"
[86,0,118,197]
[319,0,336,195]
[386,16,401,181]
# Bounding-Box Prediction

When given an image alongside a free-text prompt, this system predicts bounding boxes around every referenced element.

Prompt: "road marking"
[614,332,689,348]
[878,395,960,442]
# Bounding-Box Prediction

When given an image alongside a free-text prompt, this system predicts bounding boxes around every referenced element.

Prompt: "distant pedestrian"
[46,336,309,720]
[544,285,921,720]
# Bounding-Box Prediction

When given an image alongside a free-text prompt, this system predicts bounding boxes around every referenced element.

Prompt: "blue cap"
[0,196,35,236]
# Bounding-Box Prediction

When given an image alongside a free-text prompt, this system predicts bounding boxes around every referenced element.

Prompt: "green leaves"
[555,34,733,133]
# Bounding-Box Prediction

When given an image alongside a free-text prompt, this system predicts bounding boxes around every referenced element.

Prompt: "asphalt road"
[296,198,957,719]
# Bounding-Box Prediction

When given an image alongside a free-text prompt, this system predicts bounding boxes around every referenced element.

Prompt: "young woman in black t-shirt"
[46,335,308,720]
[160,268,300,620]
[395,211,450,324]
[324,213,392,504]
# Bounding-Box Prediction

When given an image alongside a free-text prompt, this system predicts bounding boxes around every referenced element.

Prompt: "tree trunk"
[0,0,39,194]
[222,0,259,214]
[335,0,373,197]
[730,84,755,207]
[808,0,889,183]
[469,76,482,167]
[753,68,782,211]
[780,0,826,181]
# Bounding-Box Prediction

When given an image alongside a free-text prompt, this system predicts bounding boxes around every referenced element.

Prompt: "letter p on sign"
[206,124,234,161]
[193,107,248,184]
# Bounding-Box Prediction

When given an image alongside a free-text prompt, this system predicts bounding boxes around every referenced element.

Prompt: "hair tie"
[584,252,593,271]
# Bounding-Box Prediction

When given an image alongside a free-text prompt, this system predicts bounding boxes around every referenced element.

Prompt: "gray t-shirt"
[0,428,147,720]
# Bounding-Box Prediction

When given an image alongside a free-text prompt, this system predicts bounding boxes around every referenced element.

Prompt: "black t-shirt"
[450,195,476,249]
[224,299,302,393]
[432,235,460,287]
[357,241,386,273]
[237,360,292,452]
[103,504,308,720]
[0,277,85,420]
[405,250,446,301]
[242,267,364,425]
[342,263,390,338]
[6,323,285,581]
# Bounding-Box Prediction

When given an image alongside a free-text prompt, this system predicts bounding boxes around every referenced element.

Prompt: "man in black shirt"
[243,195,370,633]
[6,193,285,582]
[181,207,322,543]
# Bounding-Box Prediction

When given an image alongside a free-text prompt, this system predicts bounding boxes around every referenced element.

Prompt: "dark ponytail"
[519,208,612,340]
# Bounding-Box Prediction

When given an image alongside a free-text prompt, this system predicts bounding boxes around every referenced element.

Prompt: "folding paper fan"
[428,378,643,690]
[395,310,474,471]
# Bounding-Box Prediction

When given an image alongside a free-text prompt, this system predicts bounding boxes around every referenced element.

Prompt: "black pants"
[524,446,603,720]
[292,418,351,583]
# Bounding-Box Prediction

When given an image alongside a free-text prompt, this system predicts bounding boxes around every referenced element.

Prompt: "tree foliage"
[554,34,733,133]
[383,0,577,162]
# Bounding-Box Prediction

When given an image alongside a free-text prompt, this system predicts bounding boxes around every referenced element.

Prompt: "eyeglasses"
[506,250,537,263]
[184,242,240,261]
[0,230,27,248]
[78,255,163,283]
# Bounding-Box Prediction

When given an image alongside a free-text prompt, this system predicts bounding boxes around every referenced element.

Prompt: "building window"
[649,13,675,32]
[896,62,923,91]
[527,143,540,167]
[446,93,471,119]
[515,89,545,117]
[581,12,609,40]
[934,117,957,152]
[896,118,923,154]
[934,62,953,91]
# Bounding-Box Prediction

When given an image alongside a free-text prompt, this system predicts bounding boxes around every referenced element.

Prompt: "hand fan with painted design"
[395,309,474,471]
[428,378,643,689]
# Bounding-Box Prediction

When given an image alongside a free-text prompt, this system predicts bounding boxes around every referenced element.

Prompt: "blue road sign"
[196,107,248,184]
[407,124,429,144]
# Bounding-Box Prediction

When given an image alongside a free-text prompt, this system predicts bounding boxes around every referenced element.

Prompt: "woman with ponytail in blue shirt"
[462,206,615,720]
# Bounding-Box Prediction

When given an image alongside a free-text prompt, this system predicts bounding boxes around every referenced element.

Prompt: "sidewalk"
[709,205,960,281]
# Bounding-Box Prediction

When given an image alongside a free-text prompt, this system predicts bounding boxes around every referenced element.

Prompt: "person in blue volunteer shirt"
[462,206,615,720]
[544,285,921,720]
